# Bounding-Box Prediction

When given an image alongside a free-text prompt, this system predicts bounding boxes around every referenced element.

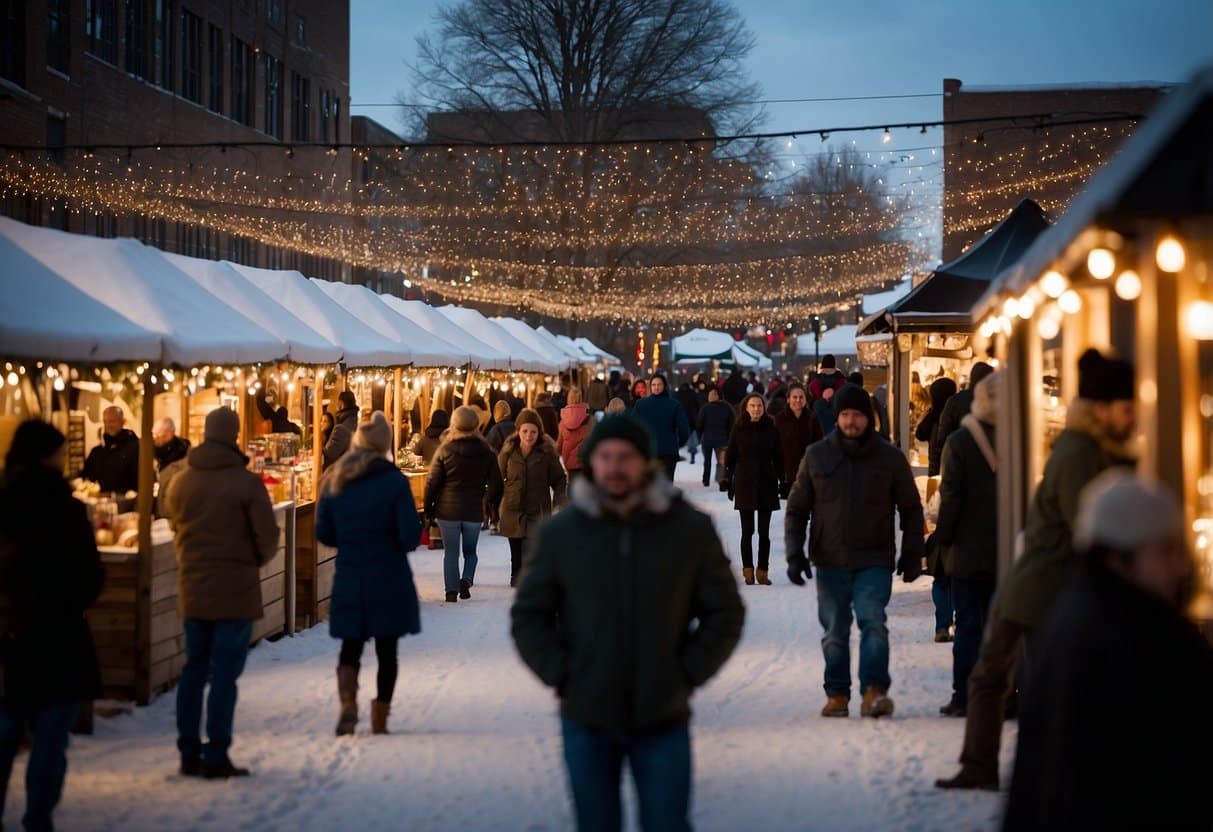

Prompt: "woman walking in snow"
[498,409,567,587]
[774,383,823,499]
[722,394,784,585]
[318,412,422,736]
[556,386,592,490]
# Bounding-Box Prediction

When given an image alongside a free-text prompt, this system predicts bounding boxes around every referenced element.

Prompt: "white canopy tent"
[1,218,286,366]
[670,328,772,370]
[538,328,594,365]
[490,318,578,371]
[795,324,858,358]
[434,306,558,374]
[379,297,511,370]
[569,336,621,365]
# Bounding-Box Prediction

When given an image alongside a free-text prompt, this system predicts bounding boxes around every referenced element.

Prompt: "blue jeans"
[437,520,481,594]
[561,717,691,832]
[815,566,894,697]
[932,574,954,632]
[951,577,996,707]
[0,700,78,832]
[176,618,253,765]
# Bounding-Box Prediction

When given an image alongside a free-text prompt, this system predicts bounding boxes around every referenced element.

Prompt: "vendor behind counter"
[82,405,139,493]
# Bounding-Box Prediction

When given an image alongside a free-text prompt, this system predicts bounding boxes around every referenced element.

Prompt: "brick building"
[942,78,1167,260]
[0,0,351,279]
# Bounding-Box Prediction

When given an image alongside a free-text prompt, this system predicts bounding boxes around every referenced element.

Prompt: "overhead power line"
[360,92,945,109]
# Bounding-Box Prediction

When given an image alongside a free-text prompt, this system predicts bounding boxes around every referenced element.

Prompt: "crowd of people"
[2,347,1211,831]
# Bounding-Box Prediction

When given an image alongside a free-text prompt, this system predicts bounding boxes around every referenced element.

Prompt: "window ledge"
[46,67,70,82]
[0,76,41,103]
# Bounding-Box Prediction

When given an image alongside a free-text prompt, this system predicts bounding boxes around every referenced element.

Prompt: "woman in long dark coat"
[317,412,422,737]
[723,394,784,586]
[0,420,104,832]
[774,383,822,498]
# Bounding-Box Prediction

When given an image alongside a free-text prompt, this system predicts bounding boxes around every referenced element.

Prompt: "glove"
[896,551,923,584]
[787,554,812,586]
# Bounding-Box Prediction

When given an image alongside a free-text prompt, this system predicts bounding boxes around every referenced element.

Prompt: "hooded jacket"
[696,399,735,448]
[498,434,568,539]
[633,390,691,459]
[323,406,360,469]
[164,440,280,621]
[82,428,140,493]
[415,411,451,465]
[556,402,592,472]
[511,474,744,735]
[424,432,505,523]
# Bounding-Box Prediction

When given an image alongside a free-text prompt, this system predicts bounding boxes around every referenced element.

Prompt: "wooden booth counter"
[88,502,296,705]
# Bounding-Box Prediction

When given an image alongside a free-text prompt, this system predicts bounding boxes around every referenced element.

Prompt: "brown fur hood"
[499,432,559,462]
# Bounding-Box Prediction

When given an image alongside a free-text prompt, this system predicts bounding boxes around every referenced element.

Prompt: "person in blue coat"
[317,411,422,737]
[632,374,690,482]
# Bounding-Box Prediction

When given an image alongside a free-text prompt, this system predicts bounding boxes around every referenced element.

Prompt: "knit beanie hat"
[353,411,391,454]
[971,370,1003,425]
[1074,470,1183,553]
[338,390,358,412]
[204,406,240,446]
[493,400,512,422]
[451,405,480,434]
[515,408,544,433]
[833,383,874,421]
[580,414,654,466]
[821,354,837,370]
[1078,348,1134,402]
[969,361,995,389]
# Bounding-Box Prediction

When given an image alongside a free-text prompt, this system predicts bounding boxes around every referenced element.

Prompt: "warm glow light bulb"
[1115,270,1142,301]
[1156,235,1186,273]
[1059,289,1083,314]
[1017,295,1036,319]
[1038,315,1061,340]
[1186,301,1213,340]
[1086,248,1115,280]
[1002,297,1020,318]
[1041,270,1068,299]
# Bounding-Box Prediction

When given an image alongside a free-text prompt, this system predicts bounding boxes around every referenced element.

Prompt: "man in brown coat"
[164,407,279,780]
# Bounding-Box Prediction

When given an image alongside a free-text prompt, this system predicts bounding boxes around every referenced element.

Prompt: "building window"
[295,15,305,44]
[264,55,282,138]
[207,23,223,113]
[155,0,172,91]
[291,72,310,141]
[229,36,253,126]
[319,89,341,143]
[0,1,25,86]
[124,0,151,81]
[180,9,201,102]
[265,0,281,25]
[47,0,70,75]
[86,0,117,64]
[46,115,67,164]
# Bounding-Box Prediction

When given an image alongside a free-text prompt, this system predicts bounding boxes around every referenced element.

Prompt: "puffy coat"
[784,429,924,571]
[318,458,422,639]
[774,406,823,486]
[82,428,140,493]
[0,467,104,705]
[164,441,280,621]
[556,403,592,472]
[935,415,998,581]
[723,416,783,512]
[424,432,504,523]
[323,407,360,469]
[1004,568,1213,831]
[511,475,744,735]
[498,435,567,539]
[696,400,735,449]
[485,419,515,454]
[633,391,691,459]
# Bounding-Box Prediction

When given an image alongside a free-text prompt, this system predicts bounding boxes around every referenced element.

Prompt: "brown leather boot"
[861,685,895,718]
[742,567,755,585]
[756,569,772,585]
[934,766,999,791]
[821,695,849,718]
[336,666,359,736]
[371,699,391,735]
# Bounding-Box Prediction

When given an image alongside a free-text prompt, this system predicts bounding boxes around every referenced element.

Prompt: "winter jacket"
[696,400,735,449]
[873,386,891,440]
[935,415,997,581]
[994,401,1133,630]
[164,440,280,621]
[323,407,359,468]
[556,403,592,472]
[498,435,567,539]
[424,433,504,523]
[0,467,104,705]
[154,436,191,519]
[784,428,924,571]
[485,419,515,454]
[808,370,846,401]
[318,458,422,640]
[82,428,140,493]
[774,406,823,486]
[586,379,610,412]
[1004,568,1213,832]
[723,417,783,512]
[511,475,744,735]
[914,378,958,476]
[633,391,691,459]
[936,388,974,444]
[812,396,836,435]
[535,404,560,441]
[414,414,449,466]
[674,384,702,433]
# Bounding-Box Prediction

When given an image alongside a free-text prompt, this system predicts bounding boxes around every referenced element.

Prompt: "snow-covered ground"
[5,462,1015,831]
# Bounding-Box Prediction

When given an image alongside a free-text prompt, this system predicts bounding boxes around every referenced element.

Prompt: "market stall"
[670,327,772,373]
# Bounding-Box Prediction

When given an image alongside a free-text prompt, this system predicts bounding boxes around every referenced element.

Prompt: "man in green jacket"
[937,348,1136,791]
[511,415,744,832]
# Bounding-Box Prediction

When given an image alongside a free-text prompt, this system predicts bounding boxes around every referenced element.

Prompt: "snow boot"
[939,696,966,718]
[445,591,458,603]
[935,629,954,643]
[336,666,359,736]
[935,767,999,791]
[201,758,250,779]
[179,755,202,778]
[860,686,895,718]
[820,695,849,718]
[371,700,391,735]
[742,567,755,586]
[756,569,772,585]
[459,579,472,600]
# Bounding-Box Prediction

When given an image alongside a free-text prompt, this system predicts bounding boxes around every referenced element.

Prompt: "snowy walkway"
[8,464,1014,831]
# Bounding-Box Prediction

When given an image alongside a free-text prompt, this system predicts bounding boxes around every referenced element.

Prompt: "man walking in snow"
[511,415,744,831]
[784,384,924,719]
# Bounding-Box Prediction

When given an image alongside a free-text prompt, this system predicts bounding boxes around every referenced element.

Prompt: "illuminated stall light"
[1115,270,1142,301]
[1185,300,1213,340]
[1087,247,1116,280]
[1041,270,1068,299]
[1017,295,1036,319]
[1058,289,1083,315]
[1156,235,1186,273]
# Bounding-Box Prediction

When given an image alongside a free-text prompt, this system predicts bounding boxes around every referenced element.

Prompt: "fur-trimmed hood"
[569,464,679,519]
[500,431,558,460]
